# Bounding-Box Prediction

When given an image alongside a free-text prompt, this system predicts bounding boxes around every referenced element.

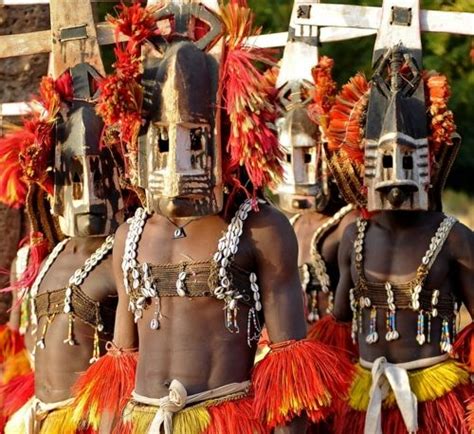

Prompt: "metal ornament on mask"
[138,1,225,219]
[275,1,331,215]
[52,63,125,237]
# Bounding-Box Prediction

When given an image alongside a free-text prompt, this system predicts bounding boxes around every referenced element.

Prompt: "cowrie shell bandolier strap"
[305,204,354,322]
[350,215,459,353]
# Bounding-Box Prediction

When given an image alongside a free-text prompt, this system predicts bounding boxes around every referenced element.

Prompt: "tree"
[249,0,474,195]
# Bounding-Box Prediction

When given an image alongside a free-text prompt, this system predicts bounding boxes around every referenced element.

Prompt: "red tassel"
[71,348,138,430]
[0,371,34,418]
[453,322,474,373]
[307,315,358,360]
[252,339,354,429]
[204,396,269,434]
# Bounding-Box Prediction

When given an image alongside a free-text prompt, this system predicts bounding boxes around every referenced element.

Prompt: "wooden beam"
[295,3,474,36]
[0,103,31,117]
[49,0,104,77]
[0,22,127,60]
[246,27,376,49]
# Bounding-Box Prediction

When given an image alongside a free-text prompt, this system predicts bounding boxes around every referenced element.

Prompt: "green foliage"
[249,0,474,195]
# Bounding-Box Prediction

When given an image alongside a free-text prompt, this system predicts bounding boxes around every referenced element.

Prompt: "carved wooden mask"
[52,63,125,237]
[138,1,224,218]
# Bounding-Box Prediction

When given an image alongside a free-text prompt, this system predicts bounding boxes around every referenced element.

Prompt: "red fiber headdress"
[326,71,458,210]
[97,0,282,200]
[0,73,72,209]
[307,56,338,140]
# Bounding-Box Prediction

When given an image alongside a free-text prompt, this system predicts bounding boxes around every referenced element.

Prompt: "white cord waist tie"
[360,354,449,434]
[132,380,250,434]
[26,397,74,434]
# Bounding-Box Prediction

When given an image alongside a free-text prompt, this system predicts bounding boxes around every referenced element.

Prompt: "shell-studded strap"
[310,204,354,292]
[419,215,458,277]
[67,235,115,289]
[122,208,148,295]
[30,238,70,330]
[212,198,264,334]
[353,218,368,280]
[15,246,30,279]
[30,238,70,299]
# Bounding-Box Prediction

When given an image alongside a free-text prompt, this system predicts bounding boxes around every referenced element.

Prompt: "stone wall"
[0,5,49,323]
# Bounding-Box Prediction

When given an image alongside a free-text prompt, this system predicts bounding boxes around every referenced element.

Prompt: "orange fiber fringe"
[2,348,31,384]
[335,383,472,434]
[0,326,26,364]
[252,339,354,429]
[307,315,358,361]
[204,396,269,434]
[453,322,474,373]
[1,371,34,418]
[327,73,369,164]
[71,349,138,431]
[467,397,474,432]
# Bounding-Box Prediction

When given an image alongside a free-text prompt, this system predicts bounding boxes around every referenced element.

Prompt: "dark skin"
[34,237,116,403]
[293,209,357,319]
[334,210,474,363]
[113,203,307,434]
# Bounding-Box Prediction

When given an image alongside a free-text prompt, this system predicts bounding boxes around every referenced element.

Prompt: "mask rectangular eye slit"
[403,154,414,170]
[93,169,105,199]
[71,157,84,200]
[158,126,169,153]
[190,127,207,151]
[383,155,393,168]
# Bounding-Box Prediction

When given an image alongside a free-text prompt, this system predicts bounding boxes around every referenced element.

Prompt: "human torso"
[292,205,354,322]
[351,213,460,364]
[122,201,264,399]
[33,237,116,403]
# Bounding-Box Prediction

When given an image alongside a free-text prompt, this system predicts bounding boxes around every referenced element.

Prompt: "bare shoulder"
[337,208,359,236]
[114,220,132,245]
[246,202,297,244]
[447,219,474,260]
[341,218,358,245]
[112,220,133,262]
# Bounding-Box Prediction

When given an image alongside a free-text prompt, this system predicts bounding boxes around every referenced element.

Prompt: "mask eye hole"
[383,155,393,168]
[403,154,413,170]
[158,127,169,153]
[71,158,84,200]
[72,172,83,200]
[94,170,105,199]
[190,128,205,151]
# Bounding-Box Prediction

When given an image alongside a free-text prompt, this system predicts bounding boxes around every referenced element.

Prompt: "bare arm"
[112,223,139,349]
[251,205,307,434]
[333,223,357,322]
[252,205,306,343]
[450,222,474,319]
